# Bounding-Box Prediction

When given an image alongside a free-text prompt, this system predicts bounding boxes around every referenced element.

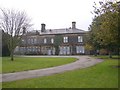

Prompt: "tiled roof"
[40,28,85,35]
[26,28,86,36]
[26,30,39,35]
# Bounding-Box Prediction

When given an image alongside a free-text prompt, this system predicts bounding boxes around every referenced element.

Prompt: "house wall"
[15,33,86,55]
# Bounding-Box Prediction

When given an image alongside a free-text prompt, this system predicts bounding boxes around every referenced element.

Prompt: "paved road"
[1,56,103,82]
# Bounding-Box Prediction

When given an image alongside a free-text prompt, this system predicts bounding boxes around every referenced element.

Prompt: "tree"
[2,30,10,56]
[89,1,119,58]
[54,35,62,55]
[118,1,120,57]
[0,8,32,61]
[85,43,94,55]
[83,32,94,55]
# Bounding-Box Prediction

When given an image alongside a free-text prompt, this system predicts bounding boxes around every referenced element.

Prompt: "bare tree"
[0,8,32,61]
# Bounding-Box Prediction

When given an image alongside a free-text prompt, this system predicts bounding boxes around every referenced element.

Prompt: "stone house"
[14,22,87,55]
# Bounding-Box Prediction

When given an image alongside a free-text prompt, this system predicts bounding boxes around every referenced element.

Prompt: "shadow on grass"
[93,55,120,59]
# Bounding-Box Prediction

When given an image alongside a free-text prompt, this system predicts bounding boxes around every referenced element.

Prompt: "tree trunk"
[10,36,14,61]
[55,46,59,55]
[108,44,113,58]
[94,50,97,56]
[10,50,14,61]
[109,51,112,58]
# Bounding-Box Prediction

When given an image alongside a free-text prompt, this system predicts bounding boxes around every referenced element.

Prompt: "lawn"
[2,55,119,88]
[2,57,77,73]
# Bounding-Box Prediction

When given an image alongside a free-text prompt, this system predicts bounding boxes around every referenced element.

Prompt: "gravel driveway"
[1,56,103,82]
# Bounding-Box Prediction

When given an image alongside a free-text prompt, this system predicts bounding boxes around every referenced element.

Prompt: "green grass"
[2,55,119,88]
[93,55,119,59]
[2,57,77,73]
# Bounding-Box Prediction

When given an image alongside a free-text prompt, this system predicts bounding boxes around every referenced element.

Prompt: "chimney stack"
[41,23,46,32]
[72,21,76,29]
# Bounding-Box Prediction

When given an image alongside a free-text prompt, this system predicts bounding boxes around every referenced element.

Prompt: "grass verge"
[2,55,118,88]
[2,57,77,73]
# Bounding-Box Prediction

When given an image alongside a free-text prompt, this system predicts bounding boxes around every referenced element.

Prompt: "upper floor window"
[78,36,83,42]
[51,38,54,44]
[63,36,68,43]
[21,39,25,42]
[34,38,37,44]
[44,38,47,44]
[21,39,25,44]
[31,38,34,44]
[28,39,31,44]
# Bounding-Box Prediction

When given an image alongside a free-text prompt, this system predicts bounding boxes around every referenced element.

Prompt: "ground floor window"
[15,45,86,55]
[76,46,84,54]
[14,46,19,52]
[41,46,55,55]
[47,47,55,55]
[59,46,70,55]
[26,46,40,53]
[18,47,26,54]
[20,47,25,52]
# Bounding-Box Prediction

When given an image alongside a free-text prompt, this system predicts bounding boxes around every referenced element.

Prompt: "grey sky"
[0,0,111,31]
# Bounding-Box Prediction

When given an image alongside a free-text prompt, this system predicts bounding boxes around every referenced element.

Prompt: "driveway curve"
[1,56,103,82]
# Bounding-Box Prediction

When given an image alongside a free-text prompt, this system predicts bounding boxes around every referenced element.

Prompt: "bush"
[99,49,108,55]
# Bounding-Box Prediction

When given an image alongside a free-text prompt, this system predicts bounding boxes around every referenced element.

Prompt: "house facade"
[14,22,87,55]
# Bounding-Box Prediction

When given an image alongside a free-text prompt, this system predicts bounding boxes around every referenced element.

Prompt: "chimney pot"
[41,23,46,32]
[72,21,76,29]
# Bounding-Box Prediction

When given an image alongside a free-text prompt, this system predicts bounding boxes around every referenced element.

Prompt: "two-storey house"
[14,22,87,55]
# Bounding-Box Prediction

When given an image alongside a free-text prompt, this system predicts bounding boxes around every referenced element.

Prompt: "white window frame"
[78,36,83,42]
[29,47,32,52]
[66,46,70,54]
[59,47,63,54]
[34,38,37,44]
[31,38,34,44]
[63,36,68,43]
[44,38,47,44]
[51,38,54,44]
[38,47,41,52]
[28,39,31,44]
[22,39,24,42]
[36,47,38,52]
[33,47,35,52]
[76,46,84,54]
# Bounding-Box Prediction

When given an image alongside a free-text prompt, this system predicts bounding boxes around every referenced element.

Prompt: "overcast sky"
[0,0,114,31]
